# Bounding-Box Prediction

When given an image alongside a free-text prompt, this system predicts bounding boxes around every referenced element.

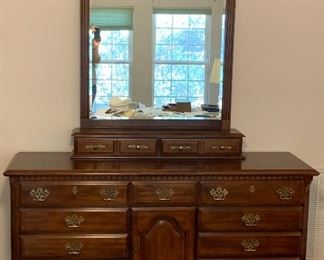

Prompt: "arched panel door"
[132,209,195,260]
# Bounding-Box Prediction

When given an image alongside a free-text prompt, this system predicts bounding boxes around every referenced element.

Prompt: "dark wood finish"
[3,152,319,260]
[75,138,115,154]
[21,234,128,258]
[20,208,128,234]
[72,128,245,159]
[200,181,304,206]
[198,207,303,232]
[198,233,301,258]
[119,139,157,156]
[79,0,236,130]
[20,181,128,207]
[132,208,195,260]
[131,181,197,205]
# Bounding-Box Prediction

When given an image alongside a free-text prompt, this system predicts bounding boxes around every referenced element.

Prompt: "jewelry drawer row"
[74,138,242,157]
[21,180,304,207]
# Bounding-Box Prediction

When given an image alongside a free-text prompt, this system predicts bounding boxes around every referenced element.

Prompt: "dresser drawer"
[198,207,303,232]
[21,182,128,207]
[75,138,115,153]
[21,235,128,258]
[198,233,301,258]
[200,181,304,206]
[119,139,157,155]
[202,139,241,156]
[20,209,128,234]
[161,139,199,156]
[131,181,197,205]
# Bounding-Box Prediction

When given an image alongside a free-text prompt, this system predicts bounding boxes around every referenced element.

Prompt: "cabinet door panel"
[132,208,195,260]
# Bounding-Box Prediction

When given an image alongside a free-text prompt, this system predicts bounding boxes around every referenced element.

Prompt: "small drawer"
[75,138,115,153]
[198,233,301,258]
[200,181,304,206]
[21,181,128,207]
[162,139,199,155]
[20,208,128,234]
[203,138,241,155]
[198,207,303,232]
[119,139,157,155]
[21,234,128,258]
[131,181,197,205]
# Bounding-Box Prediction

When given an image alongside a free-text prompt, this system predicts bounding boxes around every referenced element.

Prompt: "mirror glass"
[88,0,226,120]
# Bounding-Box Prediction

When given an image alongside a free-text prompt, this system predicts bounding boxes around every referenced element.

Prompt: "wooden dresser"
[4,152,318,260]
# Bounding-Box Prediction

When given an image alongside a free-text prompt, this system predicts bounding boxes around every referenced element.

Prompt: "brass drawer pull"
[29,187,50,202]
[277,187,295,200]
[241,213,261,227]
[209,187,229,201]
[155,187,175,201]
[65,241,83,255]
[65,215,84,228]
[86,144,106,150]
[170,145,192,151]
[100,187,119,201]
[127,144,149,150]
[241,239,260,252]
[212,145,233,151]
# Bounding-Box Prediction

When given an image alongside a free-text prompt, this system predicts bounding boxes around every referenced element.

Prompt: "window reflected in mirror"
[89,0,226,120]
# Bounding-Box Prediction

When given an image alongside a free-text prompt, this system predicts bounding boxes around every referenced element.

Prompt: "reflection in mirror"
[89,0,226,120]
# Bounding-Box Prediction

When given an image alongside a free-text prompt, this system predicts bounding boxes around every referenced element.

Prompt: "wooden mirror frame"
[80,0,236,130]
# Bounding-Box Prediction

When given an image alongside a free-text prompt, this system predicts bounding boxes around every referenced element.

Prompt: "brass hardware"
[65,241,83,255]
[100,187,119,201]
[209,187,229,201]
[65,215,84,228]
[155,187,175,201]
[127,144,149,150]
[277,187,295,200]
[86,144,106,150]
[170,145,192,151]
[29,188,50,202]
[241,239,260,252]
[242,213,261,227]
[71,186,78,195]
[249,185,256,193]
[212,145,233,151]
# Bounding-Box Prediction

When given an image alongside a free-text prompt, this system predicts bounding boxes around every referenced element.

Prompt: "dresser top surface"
[3,152,319,177]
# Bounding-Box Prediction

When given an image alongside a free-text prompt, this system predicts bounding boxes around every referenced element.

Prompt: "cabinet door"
[132,208,195,260]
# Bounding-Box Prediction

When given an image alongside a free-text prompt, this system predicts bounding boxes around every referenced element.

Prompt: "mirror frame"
[80,0,236,130]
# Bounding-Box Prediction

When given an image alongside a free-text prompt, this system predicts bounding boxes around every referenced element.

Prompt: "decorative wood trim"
[221,0,236,130]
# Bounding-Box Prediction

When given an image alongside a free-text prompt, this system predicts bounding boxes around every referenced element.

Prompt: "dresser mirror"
[80,0,235,129]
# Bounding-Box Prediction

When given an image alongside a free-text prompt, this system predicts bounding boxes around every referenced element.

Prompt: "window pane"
[153,13,209,108]
[154,64,172,80]
[89,29,131,114]
[156,29,172,44]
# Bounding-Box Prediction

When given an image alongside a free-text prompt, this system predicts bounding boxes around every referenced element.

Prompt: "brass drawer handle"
[29,187,50,202]
[209,187,229,201]
[100,187,119,201]
[86,144,106,150]
[170,145,192,151]
[65,215,84,228]
[277,187,295,200]
[241,213,261,227]
[212,145,233,151]
[65,241,83,255]
[127,144,149,150]
[241,239,260,252]
[155,187,175,201]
